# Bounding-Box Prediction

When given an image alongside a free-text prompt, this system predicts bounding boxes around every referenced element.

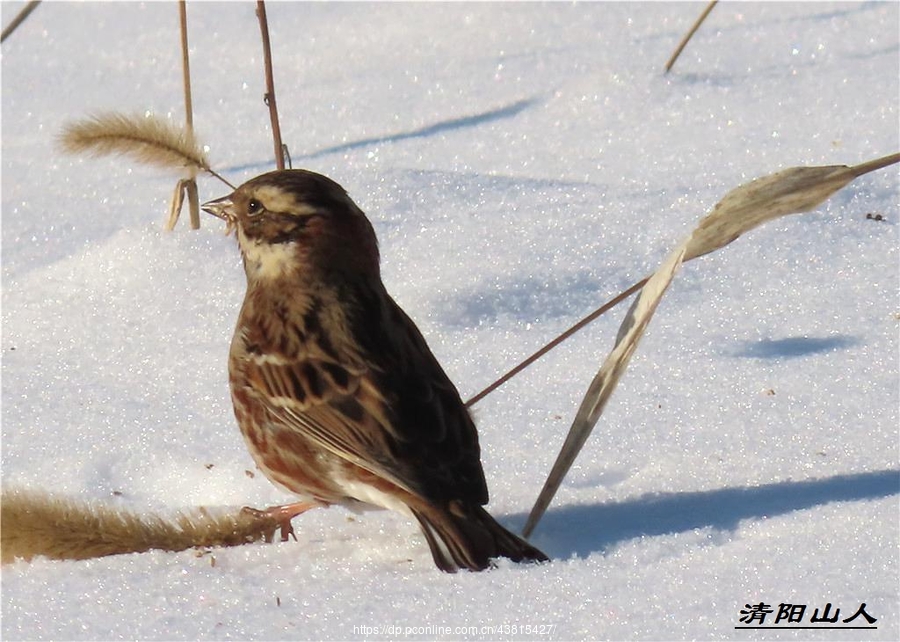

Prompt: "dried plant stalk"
[665,0,719,74]
[468,156,900,408]
[165,178,203,231]
[523,152,899,537]
[256,0,286,170]
[176,0,201,229]
[0,0,41,44]
[465,279,647,407]
[179,1,195,136]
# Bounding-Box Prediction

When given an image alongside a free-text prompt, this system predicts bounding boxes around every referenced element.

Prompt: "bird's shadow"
[224,96,540,174]
[506,469,899,559]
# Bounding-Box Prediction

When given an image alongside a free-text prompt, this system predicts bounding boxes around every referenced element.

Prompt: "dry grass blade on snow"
[664,0,719,74]
[523,247,685,538]
[685,154,899,261]
[523,152,900,538]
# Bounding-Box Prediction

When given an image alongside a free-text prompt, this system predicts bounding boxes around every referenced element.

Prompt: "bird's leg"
[241,501,325,542]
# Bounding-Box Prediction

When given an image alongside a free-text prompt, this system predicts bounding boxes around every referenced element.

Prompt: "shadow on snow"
[511,469,899,559]
[734,335,861,359]
[223,96,540,174]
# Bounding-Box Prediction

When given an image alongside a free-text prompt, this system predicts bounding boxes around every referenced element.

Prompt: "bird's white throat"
[240,235,299,282]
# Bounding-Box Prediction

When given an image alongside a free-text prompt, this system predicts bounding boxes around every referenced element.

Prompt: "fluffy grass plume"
[60,112,210,174]
[1,489,279,564]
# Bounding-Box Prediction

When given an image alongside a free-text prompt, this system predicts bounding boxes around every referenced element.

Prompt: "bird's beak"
[201,195,234,221]
[201,194,237,235]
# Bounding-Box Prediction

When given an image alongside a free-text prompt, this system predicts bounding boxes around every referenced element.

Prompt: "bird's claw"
[241,501,322,543]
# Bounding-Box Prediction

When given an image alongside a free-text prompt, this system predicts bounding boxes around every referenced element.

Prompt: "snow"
[1,1,898,640]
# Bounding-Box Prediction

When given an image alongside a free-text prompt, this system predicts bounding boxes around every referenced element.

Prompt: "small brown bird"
[202,169,548,572]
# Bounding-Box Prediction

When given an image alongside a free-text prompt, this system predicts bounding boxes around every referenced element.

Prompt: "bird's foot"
[241,501,324,543]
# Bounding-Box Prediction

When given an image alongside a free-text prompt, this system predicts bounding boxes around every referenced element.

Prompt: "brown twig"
[664,0,719,74]
[1,0,41,44]
[464,277,648,408]
[256,1,285,170]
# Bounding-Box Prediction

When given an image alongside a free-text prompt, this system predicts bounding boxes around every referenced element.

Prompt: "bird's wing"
[356,295,489,504]
[241,288,488,505]
[351,286,488,504]
[240,355,413,492]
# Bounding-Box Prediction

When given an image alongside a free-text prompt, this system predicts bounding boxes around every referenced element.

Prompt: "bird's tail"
[411,501,548,572]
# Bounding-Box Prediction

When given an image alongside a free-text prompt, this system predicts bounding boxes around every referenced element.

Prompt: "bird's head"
[202,170,380,283]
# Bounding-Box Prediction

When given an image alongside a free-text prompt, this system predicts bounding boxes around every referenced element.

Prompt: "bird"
[201,169,548,572]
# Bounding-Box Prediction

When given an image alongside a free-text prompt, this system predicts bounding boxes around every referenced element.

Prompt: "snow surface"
[1,1,898,640]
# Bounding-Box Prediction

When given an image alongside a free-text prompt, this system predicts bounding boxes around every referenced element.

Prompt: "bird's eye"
[247,199,263,216]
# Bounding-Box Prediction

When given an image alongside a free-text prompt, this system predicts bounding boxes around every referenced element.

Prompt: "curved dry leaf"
[685,165,855,261]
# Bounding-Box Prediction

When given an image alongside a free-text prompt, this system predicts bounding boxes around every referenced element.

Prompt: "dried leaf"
[165,178,201,231]
[165,179,188,232]
[685,165,854,261]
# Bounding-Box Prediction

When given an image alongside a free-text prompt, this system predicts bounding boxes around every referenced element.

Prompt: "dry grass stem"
[465,278,647,408]
[176,0,201,229]
[256,1,286,170]
[165,178,202,232]
[1,0,41,44]
[664,1,719,74]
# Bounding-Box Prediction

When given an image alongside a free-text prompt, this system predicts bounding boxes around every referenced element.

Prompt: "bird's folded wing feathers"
[244,357,420,496]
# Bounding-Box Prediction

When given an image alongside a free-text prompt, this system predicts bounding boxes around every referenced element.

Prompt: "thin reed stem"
[1,0,41,44]
[256,1,286,170]
[465,278,648,407]
[664,1,718,74]
[178,0,200,229]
